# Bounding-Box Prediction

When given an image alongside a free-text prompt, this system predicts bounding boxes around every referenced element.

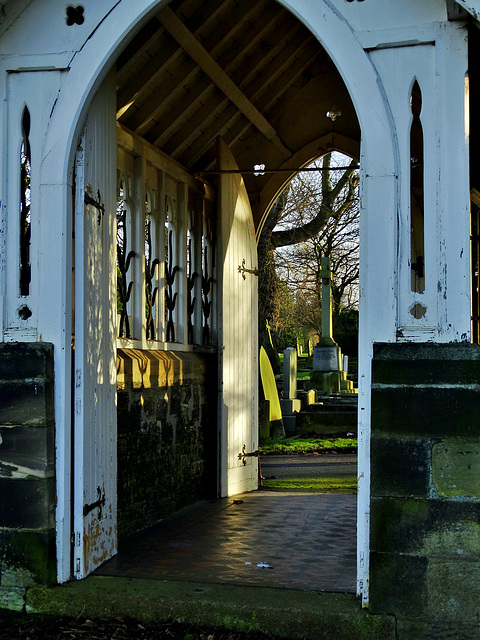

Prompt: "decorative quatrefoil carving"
[66,6,84,26]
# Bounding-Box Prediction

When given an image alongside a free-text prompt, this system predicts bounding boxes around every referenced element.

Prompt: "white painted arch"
[37,0,400,599]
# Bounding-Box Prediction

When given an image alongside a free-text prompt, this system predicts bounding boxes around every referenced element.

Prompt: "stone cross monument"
[313,257,342,372]
[319,256,336,346]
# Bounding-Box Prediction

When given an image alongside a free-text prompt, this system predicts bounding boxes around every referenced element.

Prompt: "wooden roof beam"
[157,6,291,159]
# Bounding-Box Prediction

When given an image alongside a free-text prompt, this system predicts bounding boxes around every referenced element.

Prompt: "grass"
[259,436,357,455]
[296,371,311,380]
[261,476,357,493]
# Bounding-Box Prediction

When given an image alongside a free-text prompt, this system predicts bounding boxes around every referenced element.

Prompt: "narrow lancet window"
[410,81,425,293]
[20,107,31,296]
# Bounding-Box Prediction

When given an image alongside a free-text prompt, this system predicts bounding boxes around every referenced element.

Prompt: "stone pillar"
[319,256,335,346]
[370,343,480,639]
[312,257,342,389]
[0,343,56,610]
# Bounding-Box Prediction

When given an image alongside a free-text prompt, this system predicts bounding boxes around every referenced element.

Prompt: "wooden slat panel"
[217,138,258,497]
[73,70,117,579]
[117,33,181,116]
[158,7,289,155]
[150,78,217,148]
[197,0,271,60]
[123,52,198,133]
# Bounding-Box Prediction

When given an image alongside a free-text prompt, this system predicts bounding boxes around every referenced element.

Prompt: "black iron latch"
[238,444,259,466]
[83,486,106,518]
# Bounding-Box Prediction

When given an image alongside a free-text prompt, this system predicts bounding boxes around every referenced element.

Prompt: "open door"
[217,139,259,497]
[72,72,117,578]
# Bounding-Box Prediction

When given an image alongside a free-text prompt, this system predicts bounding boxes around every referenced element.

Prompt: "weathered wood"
[73,71,118,579]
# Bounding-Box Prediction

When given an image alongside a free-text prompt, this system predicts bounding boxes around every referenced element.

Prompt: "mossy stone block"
[371,436,430,497]
[1,529,56,587]
[0,425,54,479]
[425,559,480,621]
[0,380,54,427]
[397,618,480,640]
[369,551,427,616]
[0,478,55,528]
[0,342,53,381]
[373,342,480,386]
[371,387,480,438]
[370,497,480,556]
[432,441,480,498]
[0,586,26,611]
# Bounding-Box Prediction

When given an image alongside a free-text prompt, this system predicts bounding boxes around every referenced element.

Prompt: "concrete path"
[23,455,393,640]
[261,454,357,480]
[96,490,357,593]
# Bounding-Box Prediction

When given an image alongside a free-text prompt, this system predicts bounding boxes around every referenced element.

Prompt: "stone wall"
[370,343,480,640]
[0,343,56,610]
[117,349,217,539]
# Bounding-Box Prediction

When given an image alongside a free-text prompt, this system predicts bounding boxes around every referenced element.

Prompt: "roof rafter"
[157,6,291,159]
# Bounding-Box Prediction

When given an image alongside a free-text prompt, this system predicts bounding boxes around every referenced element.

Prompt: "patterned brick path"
[96,491,357,593]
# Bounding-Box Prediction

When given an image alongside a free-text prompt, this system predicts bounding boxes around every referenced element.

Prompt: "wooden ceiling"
[116,0,360,226]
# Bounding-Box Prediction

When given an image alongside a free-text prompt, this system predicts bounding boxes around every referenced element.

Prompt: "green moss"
[4,531,56,586]
[432,441,480,498]
[26,577,396,639]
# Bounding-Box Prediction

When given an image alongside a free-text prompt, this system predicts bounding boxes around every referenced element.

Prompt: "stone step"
[297,410,357,428]
[304,402,357,413]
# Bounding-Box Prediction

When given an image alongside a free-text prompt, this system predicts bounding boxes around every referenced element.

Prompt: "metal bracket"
[84,189,105,224]
[238,258,259,280]
[238,444,259,466]
[83,486,106,519]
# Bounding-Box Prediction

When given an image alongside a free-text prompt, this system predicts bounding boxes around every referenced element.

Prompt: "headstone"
[259,346,285,439]
[283,347,297,399]
[313,346,342,372]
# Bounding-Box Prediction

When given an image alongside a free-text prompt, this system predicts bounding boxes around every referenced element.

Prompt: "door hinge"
[238,444,259,466]
[70,531,81,547]
[238,258,259,280]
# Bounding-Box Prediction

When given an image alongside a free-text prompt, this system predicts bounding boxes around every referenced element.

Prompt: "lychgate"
[0,2,479,638]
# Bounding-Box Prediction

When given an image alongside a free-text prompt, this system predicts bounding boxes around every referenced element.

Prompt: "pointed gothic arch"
[39,2,398,595]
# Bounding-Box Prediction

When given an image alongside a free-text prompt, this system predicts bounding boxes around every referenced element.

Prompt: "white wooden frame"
[0,1,470,603]
[116,125,216,353]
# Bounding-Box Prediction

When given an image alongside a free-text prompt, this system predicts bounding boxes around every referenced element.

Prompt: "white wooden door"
[218,139,258,497]
[73,72,117,579]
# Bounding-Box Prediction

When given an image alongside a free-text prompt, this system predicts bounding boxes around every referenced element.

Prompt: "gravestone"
[313,257,342,373]
[283,347,297,399]
[313,346,342,372]
[280,348,301,433]
[259,346,285,439]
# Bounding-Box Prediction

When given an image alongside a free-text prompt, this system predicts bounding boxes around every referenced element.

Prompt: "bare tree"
[258,152,359,345]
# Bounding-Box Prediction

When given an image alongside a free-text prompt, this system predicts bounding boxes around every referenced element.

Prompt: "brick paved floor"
[96,492,357,593]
